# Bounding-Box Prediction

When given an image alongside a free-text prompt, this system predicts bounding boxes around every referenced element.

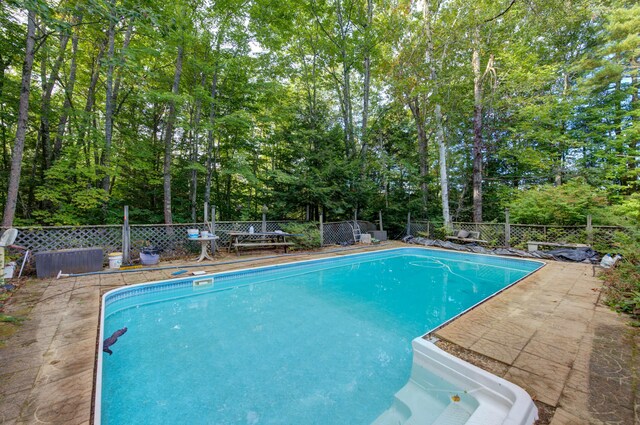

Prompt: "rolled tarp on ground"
[403,236,600,263]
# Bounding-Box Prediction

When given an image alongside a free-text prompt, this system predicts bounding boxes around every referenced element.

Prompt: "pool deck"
[0,242,638,424]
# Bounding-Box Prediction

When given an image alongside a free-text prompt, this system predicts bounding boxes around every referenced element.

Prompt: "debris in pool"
[103,327,128,355]
[451,394,461,402]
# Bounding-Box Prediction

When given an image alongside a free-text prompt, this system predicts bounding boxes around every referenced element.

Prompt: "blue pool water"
[99,248,542,425]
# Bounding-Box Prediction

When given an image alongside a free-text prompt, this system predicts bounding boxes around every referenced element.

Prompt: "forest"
[0,0,638,229]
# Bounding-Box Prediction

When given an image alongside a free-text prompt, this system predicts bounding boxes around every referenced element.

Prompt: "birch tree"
[3,6,36,227]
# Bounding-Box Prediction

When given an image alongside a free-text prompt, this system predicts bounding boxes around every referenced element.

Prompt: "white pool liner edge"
[409,338,538,425]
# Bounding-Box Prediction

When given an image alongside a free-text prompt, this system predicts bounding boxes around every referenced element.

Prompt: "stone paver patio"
[1,243,638,424]
[435,261,639,424]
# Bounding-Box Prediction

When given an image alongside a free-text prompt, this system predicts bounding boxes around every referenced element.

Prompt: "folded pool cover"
[404,236,600,263]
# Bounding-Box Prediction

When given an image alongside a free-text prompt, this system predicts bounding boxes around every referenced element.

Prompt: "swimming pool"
[96,247,543,424]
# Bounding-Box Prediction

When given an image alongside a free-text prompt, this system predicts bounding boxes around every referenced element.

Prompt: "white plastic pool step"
[372,381,474,425]
[432,402,474,425]
[372,339,538,425]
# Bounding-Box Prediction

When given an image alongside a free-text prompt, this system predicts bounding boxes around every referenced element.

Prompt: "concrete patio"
[0,243,638,424]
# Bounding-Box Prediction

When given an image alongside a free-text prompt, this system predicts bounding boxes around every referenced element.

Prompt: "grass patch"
[0,314,25,324]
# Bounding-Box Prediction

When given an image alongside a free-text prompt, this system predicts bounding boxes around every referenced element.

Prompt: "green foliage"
[279,222,321,250]
[610,194,640,226]
[0,314,24,324]
[602,224,640,324]
[432,226,448,240]
[0,0,638,232]
[508,179,609,225]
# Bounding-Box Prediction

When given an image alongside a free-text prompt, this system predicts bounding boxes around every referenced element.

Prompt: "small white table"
[191,236,219,262]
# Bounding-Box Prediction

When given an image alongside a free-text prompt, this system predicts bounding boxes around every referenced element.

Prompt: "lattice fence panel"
[409,221,432,237]
[130,224,206,259]
[130,221,295,258]
[5,225,122,253]
[211,221,292,245]
[452,222,506,246]
[1,225,122,272]
[322,222,353,245]
[591,227,627,249]
[321,221,374,245]
[405,221,627,251]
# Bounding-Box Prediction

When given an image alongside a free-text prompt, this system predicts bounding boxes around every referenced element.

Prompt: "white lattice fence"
[1,221,300,270]
[409,222,432,237]
[454,223,506,245]
[407,221,627,250]
[322,221,374,245]
[130,224,209,258]
[128,221,298,257]
[509,225,585,248]
[6,225,121,253]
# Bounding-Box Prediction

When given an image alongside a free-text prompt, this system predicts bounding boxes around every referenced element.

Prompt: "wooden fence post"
[379,210,383,231]
[505,208,511,248]
[406,212,411,236]
[122,205,130,264]
[211,205,217,253]
[586,214,593,245]
[262,205,268,233]
[319,214,324,246]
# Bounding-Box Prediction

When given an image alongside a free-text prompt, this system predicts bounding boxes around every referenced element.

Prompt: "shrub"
[508,178,609,225]
[279,223,322,250]
[601,226,640,325]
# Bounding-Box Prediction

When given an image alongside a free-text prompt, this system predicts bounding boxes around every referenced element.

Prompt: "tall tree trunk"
[103,1,117,193]
[435,104,450,227]
[54,15,82,160]
[77,40,106,160]
[629,67,638,190]
[0,63,8,171]
[112,18,134,114]
[554,72,571,186]
[408,98,428,211]
[40,30,70,170]
[472,27,483,223]
[103,16,134,193]
[360,0,372,164]
[205,31,223,207]
[204,69,218,207]
[190,73,205,222]
[423,0,449,225]
[163,44,184,225]
[3,8,36,227]
[335,1,354,158]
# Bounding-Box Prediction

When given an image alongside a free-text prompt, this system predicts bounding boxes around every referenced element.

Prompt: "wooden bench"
[445,230,488,244]
[232,242,294,255]
[527,241,591,252]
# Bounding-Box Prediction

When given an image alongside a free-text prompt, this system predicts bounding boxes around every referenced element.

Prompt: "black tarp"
[403,236,600,263]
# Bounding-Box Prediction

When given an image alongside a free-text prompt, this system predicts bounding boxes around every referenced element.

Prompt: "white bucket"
[188,229,199,239]
[109,252,123,269]
[3,262,16,278]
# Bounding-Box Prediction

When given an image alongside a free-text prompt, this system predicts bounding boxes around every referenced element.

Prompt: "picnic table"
[227,231,296,255]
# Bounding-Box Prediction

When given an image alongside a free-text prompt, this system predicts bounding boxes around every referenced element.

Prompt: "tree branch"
[484,0,517,23]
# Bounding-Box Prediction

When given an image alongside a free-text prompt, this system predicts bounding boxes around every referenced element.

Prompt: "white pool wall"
[411,338,538,425]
